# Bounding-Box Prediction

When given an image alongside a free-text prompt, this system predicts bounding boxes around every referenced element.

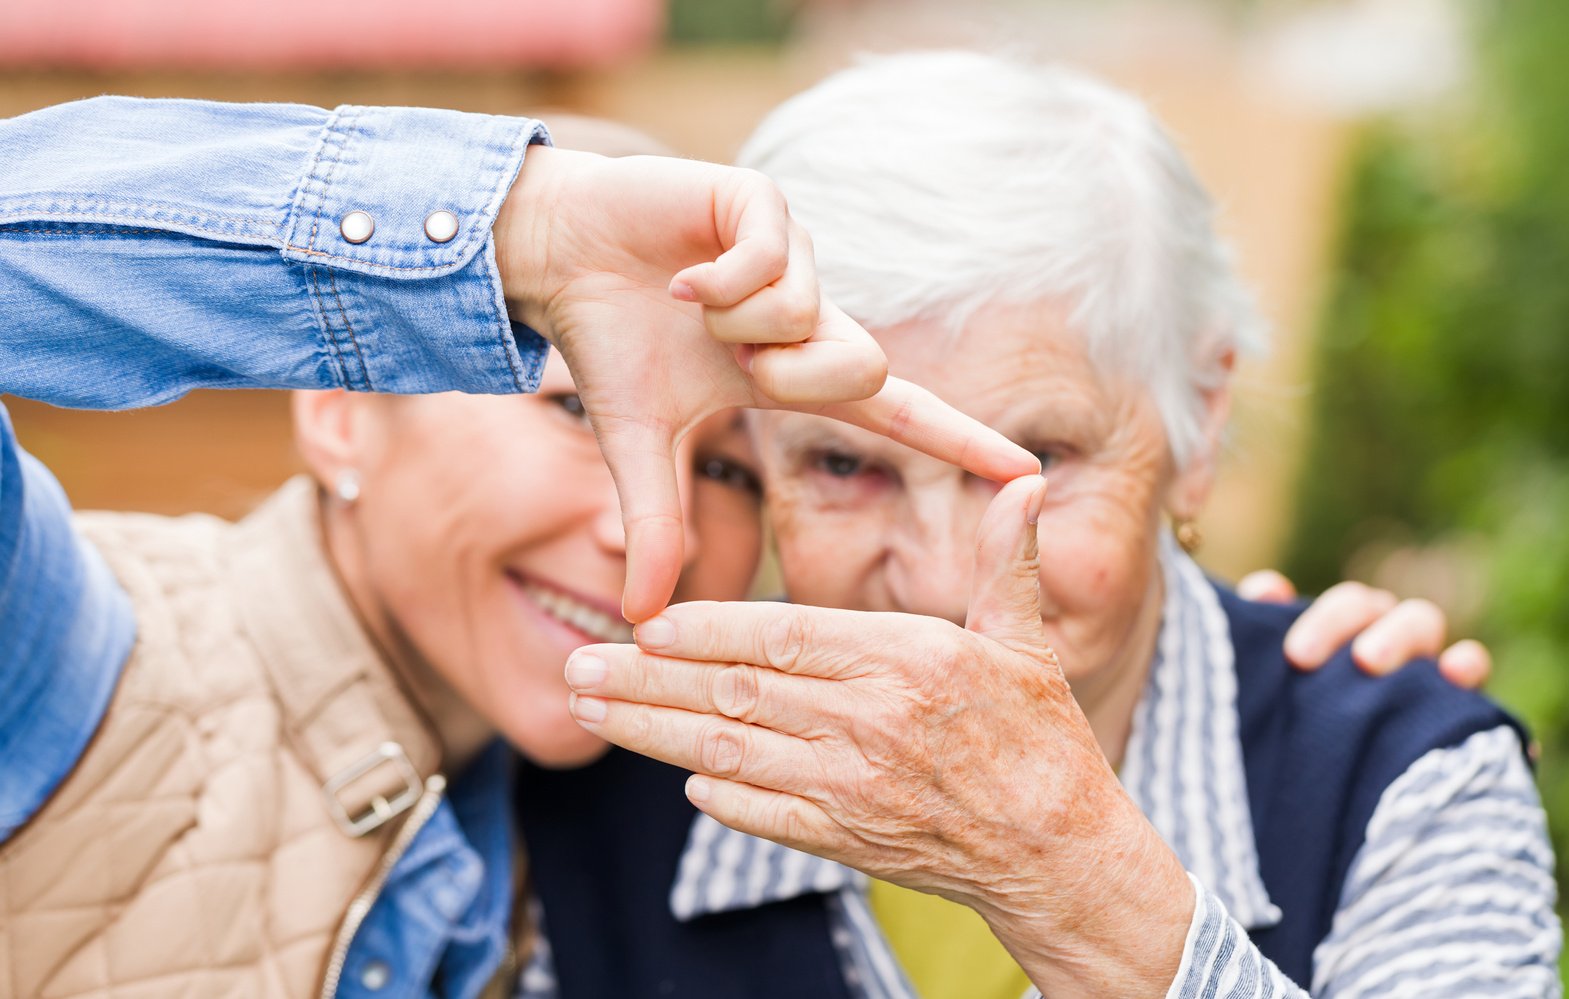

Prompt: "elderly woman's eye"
[699,456,763,498]
[814,450,865,477]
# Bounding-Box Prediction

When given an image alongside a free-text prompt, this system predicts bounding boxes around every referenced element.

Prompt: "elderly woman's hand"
[497,147,1038,622]
[565,476,1194,999]
[1237,570,1492,688]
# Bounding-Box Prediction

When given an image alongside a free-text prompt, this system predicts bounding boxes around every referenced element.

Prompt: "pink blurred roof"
[0,0,664,70]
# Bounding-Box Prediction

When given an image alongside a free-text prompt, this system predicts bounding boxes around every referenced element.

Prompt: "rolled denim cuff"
[281,105,552,394]
[282,104,547,280]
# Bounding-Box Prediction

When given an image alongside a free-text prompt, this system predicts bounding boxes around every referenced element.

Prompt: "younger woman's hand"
[495,146,1039,621]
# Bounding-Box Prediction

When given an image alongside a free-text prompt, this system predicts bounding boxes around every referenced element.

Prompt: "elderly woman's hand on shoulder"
[1238,569,1492,688]
[564,475,1194,999]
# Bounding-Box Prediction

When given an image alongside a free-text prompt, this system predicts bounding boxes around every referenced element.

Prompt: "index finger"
[634,600,920,678]
[812,375,1041,483]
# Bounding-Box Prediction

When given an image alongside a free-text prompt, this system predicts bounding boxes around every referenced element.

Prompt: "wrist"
[970,797,1192,999]
[494,144,564,339]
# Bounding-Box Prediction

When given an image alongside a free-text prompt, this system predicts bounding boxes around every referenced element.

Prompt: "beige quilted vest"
[0,478,467,998]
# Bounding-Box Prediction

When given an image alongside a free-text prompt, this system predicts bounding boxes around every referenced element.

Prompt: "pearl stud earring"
[335,469,362,505]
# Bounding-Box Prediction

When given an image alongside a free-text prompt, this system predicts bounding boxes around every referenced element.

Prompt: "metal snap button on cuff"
[424,210,459,244]
[360,960,391,991]
[339,210,375,244]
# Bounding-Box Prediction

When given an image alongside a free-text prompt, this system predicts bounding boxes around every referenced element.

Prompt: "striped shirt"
[520,536,1560,997]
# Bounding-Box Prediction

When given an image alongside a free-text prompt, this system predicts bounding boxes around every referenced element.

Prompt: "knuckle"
[626,703,657,745]
[848,349,888,398]
[773,293,819,339]
[775,802,814,846]
[699,723,746,777]
[712,664,762,722]
[763,609,810,672]
[790,219,815,254]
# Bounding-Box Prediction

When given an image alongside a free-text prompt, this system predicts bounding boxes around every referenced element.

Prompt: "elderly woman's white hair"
[736,50,1266,466]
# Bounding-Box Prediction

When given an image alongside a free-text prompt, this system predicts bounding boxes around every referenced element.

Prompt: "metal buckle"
[322,742,423,838]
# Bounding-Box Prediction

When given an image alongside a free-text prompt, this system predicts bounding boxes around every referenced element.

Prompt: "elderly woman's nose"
[884,493,981,623]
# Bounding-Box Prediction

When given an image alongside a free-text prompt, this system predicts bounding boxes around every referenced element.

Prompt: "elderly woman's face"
[757,303,1176,696]
[318,351,764,767]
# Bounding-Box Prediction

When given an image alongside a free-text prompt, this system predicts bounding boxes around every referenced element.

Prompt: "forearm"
[0,96,550,409]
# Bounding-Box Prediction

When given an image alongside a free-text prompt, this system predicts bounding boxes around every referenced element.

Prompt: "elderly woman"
[568,53,1561,998]
[0,96,1041,997]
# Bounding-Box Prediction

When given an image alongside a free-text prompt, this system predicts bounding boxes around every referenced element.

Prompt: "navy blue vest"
[516,586,1527,996]
[515,748,854,999]
[1222,585,1528,984]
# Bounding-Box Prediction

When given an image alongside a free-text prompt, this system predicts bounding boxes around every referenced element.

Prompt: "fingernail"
[686,775,712,804]
[1026,476,1048,526]
[636,616,676,649]
[571,695,607,724]
[670,280,697,302]
[565,653,607,690]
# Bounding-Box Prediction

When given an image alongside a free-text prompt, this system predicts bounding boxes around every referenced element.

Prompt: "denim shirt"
[0,96,551,996]
[339,741,520,999]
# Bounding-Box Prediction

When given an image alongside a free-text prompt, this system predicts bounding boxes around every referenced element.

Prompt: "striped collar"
[1119,534,1282,929]
[668,806,861,921]
[669,535,1279,930]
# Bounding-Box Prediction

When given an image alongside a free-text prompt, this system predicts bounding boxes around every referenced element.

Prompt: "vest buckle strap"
[322,741,424,838]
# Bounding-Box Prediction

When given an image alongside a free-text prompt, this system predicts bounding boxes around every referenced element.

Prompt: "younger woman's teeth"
[520,580,633,643]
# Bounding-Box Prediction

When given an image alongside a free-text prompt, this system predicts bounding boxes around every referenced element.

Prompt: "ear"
[291,390,363,486]
[1165,347,1235,521]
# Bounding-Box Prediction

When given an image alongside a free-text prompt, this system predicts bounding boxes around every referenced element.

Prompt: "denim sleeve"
[0,96,551,407]
[0,404,135,841]
[0,96,554,842]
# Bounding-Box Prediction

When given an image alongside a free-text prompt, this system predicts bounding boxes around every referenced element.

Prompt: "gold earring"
[1174,519,1202,555]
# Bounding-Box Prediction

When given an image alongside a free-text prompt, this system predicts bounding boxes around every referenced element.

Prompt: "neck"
[316,493,495,776]
[1067,569,1164,770]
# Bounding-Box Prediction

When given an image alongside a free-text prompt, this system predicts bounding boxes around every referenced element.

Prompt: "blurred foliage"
[1283,0,1569,939]
[667,0,792,44]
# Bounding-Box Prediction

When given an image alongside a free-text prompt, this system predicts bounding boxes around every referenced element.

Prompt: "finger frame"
[566,645,851,739]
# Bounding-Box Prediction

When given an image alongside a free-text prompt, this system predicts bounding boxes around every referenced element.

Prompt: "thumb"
[597,420,686,623]
[965,475,1050,656]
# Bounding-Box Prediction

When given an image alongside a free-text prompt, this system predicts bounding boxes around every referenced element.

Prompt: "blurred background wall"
[4,0,1564,966]
[3,0,1378,557]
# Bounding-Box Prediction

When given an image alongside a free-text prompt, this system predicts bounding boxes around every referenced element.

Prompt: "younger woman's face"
[312,351,764,767]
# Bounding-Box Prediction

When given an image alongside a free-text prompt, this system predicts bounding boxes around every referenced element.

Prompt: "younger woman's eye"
[699,457,763,498]
[546,392,591,427]
[1033,449,1059,472]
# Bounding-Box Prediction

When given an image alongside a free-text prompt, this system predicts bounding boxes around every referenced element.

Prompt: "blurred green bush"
[1283,0,1569,955]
